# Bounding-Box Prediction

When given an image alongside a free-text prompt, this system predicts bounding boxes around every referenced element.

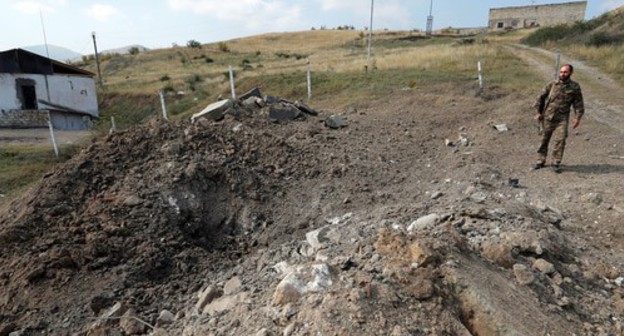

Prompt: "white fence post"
[478,60,484,91]
[47,120,59,157]
[229,65,236,100]
[110,116,116,134]
[307,58,312,99]
[159,90,169,121]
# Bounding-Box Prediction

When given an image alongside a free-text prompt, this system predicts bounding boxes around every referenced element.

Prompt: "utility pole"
[426,0,434,37]
[92,32,103,88]
[367,0,374,71]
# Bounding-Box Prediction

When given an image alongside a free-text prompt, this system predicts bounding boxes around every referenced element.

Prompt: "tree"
[187,40,202,49]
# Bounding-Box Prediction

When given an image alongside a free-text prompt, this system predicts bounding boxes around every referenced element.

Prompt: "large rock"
[191,99,231,122]
[407,213,440,232]
[481,240,514,268]
[324,115,347,129]
[272,264,333,306]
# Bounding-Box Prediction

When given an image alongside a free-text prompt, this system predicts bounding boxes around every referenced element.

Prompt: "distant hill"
[101,45,150,55]
[22,44,83,63]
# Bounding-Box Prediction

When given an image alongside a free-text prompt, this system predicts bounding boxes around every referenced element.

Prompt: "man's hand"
[572,118,580,129]
[534,113,543,121]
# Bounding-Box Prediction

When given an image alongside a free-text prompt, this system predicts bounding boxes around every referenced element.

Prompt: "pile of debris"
[190,88,347,129]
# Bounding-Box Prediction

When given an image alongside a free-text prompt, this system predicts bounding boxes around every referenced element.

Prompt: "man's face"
[559,66,572,82]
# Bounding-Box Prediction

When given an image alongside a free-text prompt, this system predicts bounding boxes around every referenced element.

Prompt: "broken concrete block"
[295,101,318,116]
[267,103,302,121]
[242,96,262,110]
[264,95,280,104]
[191,99,231,122]
[239,87,262,101]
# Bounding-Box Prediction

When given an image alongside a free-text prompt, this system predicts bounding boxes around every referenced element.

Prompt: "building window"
[497,22,504,29]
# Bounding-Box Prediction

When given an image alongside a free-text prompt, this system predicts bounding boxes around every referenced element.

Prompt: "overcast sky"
[1,0,623,53]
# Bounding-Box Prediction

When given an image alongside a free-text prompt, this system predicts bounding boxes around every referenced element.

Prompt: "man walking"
[533,64,585,173]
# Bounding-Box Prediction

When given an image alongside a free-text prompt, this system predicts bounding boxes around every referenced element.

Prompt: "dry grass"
[564,44,624,83]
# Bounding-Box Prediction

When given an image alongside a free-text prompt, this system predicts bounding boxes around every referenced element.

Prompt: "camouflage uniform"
[534,79,584,164]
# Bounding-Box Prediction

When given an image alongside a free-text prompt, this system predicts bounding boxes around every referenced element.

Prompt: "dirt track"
[0,46,623,335]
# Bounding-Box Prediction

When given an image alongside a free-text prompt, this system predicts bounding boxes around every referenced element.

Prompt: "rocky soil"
[1,50,623,336]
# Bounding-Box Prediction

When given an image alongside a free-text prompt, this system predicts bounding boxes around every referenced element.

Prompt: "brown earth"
[0,48,623,336]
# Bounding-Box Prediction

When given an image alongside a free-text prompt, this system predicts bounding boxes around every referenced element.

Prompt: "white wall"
[0,73,20,111]
[0,73,98,116]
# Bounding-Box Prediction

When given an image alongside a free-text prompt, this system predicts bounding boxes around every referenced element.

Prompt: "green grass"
[0,144,78,204]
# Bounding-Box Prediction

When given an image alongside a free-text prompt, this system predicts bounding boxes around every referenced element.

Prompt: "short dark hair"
[561,64,574,72]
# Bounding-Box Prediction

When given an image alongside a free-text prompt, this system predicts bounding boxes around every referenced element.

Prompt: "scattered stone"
[273,282,302,306]
[407,213,440,232]
[533,259,556,274]
[255,328,272,336]
[324,115,347,129]
[196,286,222,312]
[493,124,509,132]
[409,240,439,267]
[305,227,330,250]
[156,310,175,325]
[224,276,243,295]
[481,240,514,268]
[430,191,443,200]
[122,195,143,207]
[203,292,250,315]
[410,277,435,300]
[513,264,535,285]
[581,193,603,205]
[120,309,146,335]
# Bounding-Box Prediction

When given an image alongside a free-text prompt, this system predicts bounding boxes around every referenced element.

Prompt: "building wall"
[0,73,98,115]
[0,109,48,128]
[0,73,97,129]
[489,1,586,30]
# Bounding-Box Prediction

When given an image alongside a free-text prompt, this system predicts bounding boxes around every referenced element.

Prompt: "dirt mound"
[1,82,623,335]
[0,110,327,334]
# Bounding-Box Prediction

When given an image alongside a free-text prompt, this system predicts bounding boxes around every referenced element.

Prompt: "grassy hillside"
[76,29,541,127]
[522,5,624,83]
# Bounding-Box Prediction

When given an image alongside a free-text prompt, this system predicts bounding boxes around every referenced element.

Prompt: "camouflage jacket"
[534,79,584,122]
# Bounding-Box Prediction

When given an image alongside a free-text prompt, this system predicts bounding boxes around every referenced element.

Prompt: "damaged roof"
[0,48,94,77]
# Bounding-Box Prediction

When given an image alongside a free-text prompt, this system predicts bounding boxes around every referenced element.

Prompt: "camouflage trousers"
[537,117,569,164]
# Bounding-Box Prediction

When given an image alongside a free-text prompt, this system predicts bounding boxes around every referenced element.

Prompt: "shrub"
[218,42,230,52]
[162,84,175,93]
[128,47,140,55]
[205,57,214,63]
[587,32,623,46]
[187,40,202,49]
[160,75,170,81]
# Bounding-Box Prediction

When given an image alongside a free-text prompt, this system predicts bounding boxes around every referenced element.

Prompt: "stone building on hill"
[489,1,587,31]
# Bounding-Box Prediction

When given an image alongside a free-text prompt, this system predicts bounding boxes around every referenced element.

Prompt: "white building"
[0,48,99,130]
